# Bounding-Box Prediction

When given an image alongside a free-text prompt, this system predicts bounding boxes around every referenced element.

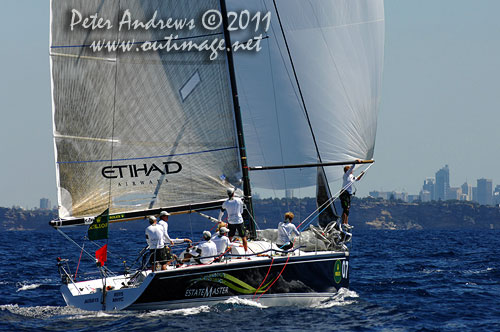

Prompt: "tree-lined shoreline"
[1,197,499,231]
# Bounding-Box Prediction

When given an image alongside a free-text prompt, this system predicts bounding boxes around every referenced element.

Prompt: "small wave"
[137,305,212,318]
[223,296,267,308]
[462,267,495,276]
[0,304,85,319]
[16,283,41,292]
[68,311,118,320]
[138,297,266,317]
[312,288,359,308]
[15,278,60,292]
[421,269,444,274]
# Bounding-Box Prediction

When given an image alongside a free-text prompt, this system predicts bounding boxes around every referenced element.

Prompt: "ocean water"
[0,228,499,331]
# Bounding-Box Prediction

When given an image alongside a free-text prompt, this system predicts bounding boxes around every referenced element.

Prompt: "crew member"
[340,159,365,228]
[218,188,248,252]
[212,226,231,256]
[182,231,217,264]
[277,212,300,251]
[145,216,167,271]
[157,211,191,265]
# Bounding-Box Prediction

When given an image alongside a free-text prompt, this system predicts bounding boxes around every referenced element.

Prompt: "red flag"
[95,244,108,266]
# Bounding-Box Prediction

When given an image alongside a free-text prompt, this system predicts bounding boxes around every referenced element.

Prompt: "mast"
[219,0,256,239]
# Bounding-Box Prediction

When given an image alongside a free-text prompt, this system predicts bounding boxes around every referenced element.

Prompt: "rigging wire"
[74,242,85,279]
[56,228,116,276]
[262,20,290,211]
[271,0,331,173]
[260,0,315,215]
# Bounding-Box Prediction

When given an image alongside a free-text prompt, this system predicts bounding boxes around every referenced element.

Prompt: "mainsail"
[50,0,241,219]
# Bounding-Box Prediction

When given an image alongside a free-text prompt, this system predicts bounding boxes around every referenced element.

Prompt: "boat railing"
[125,238,343,275]
[176,246,306,267]
[57,257,83,295]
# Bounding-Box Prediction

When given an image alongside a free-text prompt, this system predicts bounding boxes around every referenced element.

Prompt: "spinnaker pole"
[219,0,256,239]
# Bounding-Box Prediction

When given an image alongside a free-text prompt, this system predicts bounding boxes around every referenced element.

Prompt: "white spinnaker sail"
[230,0,385,190]
[50,0,240,218]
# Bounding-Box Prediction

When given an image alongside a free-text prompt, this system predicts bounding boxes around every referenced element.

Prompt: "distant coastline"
[1,197,499,231]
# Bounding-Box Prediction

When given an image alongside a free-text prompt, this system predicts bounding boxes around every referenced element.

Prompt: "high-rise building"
[422,178,435,200]
[448,187,462,200]
[419,190,432,202]
[472,187,478,202]
[435,165,450,201]
[477,179,493,205]
[40,198,51,210]
[493,185,500,206]
[461,182,472,201]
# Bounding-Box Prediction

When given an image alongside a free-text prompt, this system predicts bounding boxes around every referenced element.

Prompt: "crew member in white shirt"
[183,231,217,264]
[277,212,300,251]
[218,188,248,251]
[212,226,231,257]
[340,159,365,228]
[145,216,167,271]
[157,211,191,265]
[158,211,192,245]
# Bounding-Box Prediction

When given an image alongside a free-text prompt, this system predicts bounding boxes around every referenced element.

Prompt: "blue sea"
[1,228,499,331]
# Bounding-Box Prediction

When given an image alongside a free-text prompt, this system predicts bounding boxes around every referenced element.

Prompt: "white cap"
[227,188,235,196]
[219,227,229,234]
[203,230,211,240]
[160,211,170,216]
[148,216,157,224]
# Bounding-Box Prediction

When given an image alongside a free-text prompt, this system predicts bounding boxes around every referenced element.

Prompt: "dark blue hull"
[129,251,349,309]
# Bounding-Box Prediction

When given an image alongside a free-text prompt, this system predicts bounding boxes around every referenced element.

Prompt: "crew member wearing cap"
[218,188,248,252]
[182,231,217,264]
[212,226,231,256]
[157,211,192,246]
[145,216,167,271]
[157,211,191,266]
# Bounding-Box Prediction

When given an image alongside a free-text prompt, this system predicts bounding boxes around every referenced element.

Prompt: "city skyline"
[370,163,499,206]
[1,1,500,209]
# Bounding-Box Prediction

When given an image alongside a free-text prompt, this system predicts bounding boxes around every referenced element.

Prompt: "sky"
[0,0,499,209]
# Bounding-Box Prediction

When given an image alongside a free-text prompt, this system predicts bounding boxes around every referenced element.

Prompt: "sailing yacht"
[49,0,384,311]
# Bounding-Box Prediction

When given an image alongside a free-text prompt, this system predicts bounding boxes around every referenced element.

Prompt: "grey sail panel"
[230,0,384,190]
[51,0,240,218]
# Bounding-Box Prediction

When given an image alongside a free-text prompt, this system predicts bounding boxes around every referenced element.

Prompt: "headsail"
[230,0,385,189]
[50,0,241,219]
